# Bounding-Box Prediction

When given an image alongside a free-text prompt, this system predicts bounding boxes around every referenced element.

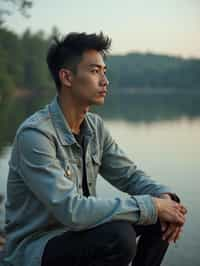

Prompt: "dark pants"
[41,220,169,266]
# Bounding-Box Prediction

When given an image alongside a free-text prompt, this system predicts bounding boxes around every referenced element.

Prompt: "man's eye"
[91,69,99,73]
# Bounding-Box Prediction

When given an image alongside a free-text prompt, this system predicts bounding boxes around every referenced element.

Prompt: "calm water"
[0,93,200,265]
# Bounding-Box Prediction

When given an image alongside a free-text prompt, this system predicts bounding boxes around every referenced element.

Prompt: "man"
[3,32,187,266]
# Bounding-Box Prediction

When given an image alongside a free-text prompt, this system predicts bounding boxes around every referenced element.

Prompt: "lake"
[0,92,200,265]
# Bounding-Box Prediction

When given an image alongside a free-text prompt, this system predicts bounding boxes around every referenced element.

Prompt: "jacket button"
[64,168,71,177]
[78,184,82,189]
[88,182,92,187]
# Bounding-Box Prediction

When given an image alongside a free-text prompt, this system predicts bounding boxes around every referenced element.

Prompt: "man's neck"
[58,94,89,135]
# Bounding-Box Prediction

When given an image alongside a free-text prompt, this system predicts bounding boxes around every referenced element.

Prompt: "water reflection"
[94,92,200,121]
[1,92,200,154]
[0,95,51,155]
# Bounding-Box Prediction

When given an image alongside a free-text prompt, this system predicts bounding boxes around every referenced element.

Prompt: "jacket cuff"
[152,187,173,197]
[132,195,158,225]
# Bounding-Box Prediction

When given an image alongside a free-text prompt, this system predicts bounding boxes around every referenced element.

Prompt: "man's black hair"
[46,32,111,91]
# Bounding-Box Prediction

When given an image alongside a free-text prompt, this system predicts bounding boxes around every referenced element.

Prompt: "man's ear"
[59,69,73,87]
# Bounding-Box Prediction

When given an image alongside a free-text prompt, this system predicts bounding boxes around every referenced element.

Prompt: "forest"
[0,25,200,100]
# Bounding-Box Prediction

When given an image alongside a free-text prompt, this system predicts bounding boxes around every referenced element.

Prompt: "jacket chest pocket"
[89,153,101,179]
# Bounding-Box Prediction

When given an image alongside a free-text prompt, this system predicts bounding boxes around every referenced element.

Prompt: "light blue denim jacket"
[2,96,171,266]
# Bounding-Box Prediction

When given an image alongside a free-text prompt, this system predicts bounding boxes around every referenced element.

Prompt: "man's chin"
[90,98,105,106]
[94,99,105,105]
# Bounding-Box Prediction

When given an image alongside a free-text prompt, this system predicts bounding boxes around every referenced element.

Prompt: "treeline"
[0,26,200,99]
[107,53,200,91]
[0,26,54,99]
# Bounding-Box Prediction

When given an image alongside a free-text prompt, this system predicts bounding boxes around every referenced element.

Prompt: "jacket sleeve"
[99,118,172,197]
[17,128,157,230]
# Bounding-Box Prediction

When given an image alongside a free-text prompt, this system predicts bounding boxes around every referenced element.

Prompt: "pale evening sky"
[3,0,200,58]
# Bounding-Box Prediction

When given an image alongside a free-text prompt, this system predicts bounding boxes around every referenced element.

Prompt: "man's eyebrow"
[88,64,107,69]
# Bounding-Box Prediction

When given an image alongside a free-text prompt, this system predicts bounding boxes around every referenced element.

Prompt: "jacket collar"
[49,96,94,146]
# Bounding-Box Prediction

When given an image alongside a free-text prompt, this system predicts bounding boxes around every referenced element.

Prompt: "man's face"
[70,49,109,106]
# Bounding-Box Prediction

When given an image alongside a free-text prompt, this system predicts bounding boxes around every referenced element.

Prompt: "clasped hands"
[153,193,187,244]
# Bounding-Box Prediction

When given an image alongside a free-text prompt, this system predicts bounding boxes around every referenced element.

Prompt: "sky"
[2,0,200,58]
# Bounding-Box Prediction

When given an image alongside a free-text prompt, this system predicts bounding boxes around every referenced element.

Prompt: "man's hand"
[161,222,183,243]
[153,194,187,243]
[153,197,187,226]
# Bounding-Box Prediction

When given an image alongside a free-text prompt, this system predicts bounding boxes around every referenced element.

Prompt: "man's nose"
[100,74,109,87]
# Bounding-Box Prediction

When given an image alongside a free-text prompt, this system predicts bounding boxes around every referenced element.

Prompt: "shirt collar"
[49,95,93,146]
